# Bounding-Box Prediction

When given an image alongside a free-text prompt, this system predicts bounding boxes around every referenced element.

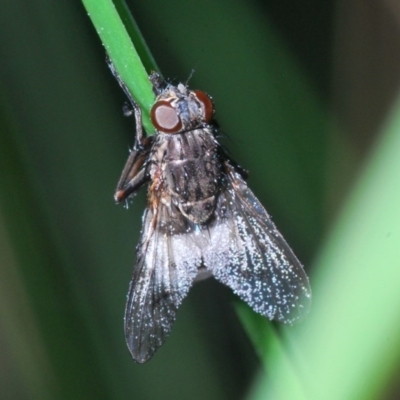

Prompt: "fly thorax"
[179,196,216,224]
[154,130,222,224]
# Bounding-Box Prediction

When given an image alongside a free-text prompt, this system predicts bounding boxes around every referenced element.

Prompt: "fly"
[109,60,311,363]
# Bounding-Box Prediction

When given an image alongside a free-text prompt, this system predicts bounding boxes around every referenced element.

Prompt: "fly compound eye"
[194,90,214,123]
[150,100,183,133]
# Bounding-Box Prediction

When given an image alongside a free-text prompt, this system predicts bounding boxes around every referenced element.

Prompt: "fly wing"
[203,163,311,323]
[124,203,202,363]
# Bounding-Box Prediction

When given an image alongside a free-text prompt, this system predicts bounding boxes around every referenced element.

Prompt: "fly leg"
[115,167,149,204]
[107,56,152,203]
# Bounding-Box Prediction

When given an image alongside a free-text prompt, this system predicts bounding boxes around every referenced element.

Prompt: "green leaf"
[244,95,400,400]
[82,0,156,133]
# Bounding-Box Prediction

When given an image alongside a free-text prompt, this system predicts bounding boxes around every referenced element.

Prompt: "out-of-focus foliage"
[1,1,400,399]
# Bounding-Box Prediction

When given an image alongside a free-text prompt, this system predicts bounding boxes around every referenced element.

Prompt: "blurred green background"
[2,0,400,399]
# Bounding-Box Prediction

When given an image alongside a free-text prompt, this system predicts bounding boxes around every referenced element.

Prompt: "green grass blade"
[244,94,400,399]
[82,0,156,133]
[112,0,159,74]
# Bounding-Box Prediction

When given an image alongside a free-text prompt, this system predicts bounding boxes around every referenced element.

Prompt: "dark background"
[1,0,400,399]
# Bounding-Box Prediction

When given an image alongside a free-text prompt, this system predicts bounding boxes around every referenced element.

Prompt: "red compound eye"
[150,100,183,133]
[194,90,214,123]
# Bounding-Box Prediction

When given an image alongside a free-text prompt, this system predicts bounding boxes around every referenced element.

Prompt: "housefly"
[109,60,311,363]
